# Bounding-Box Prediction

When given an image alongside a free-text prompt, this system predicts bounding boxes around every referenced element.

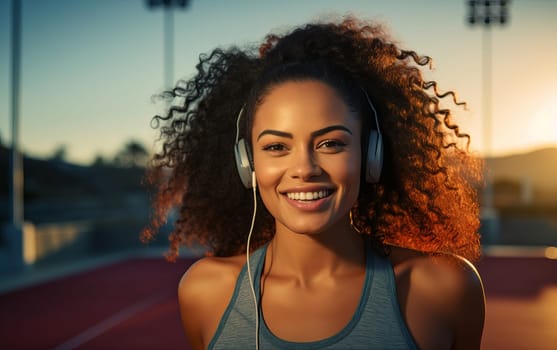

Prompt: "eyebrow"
[257,125,352,141]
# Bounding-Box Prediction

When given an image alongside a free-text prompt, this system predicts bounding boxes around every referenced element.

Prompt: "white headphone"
[234,89,383,187]
[362,90,384,184]
[233,106,254,188]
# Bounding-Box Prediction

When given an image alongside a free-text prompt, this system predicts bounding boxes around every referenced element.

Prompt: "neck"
[265,219,366,284]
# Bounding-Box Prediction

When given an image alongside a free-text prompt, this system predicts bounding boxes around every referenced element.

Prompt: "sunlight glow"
[527,95,557,148]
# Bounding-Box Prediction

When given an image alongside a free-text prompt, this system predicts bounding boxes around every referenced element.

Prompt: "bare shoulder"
[389,245,484,298]
[388,246,485,350]
[178,254,246,350]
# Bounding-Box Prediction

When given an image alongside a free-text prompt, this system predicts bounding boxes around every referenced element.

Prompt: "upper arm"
[177,262,206,350]
[177,257,240,350]
[451,257,486,350]
[390,247,486,350]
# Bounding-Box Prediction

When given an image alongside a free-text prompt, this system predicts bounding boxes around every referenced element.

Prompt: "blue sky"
[1,0,556,164]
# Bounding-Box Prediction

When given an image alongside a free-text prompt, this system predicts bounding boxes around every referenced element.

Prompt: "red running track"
[1,255,556,349]
[0,258,197,350]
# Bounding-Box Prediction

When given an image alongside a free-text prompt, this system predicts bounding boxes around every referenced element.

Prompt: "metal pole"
[10,0,23,228]
[146,0,190,88]
[482,26,494,212]
[1,0,25,273]
[467,0,510,244]
[164,7,174,88]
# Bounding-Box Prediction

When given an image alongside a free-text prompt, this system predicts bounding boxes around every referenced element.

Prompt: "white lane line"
[52,291,170,350]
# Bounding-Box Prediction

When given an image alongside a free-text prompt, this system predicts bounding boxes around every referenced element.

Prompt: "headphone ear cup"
[235,138,254,188]
[365,130,383,183]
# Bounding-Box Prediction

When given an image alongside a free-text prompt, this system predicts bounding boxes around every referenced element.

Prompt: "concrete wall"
[0,216,165,274]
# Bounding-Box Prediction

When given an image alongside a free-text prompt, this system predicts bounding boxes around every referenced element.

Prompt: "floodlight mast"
[467,0,510,243]
[146,0,191,88]
[9,0,23,230]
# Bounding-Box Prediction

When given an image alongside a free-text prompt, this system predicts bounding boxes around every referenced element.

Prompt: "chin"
[280,219,335,236]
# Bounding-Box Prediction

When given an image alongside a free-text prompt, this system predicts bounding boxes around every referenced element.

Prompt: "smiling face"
[251,80,362,237]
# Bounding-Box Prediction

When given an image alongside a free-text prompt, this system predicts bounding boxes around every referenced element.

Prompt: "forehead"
[252,80,360,132]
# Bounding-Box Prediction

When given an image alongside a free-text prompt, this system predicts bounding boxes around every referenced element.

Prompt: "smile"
[286,190,332,201]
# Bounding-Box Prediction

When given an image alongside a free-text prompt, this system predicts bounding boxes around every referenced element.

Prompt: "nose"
[290,147,322,181]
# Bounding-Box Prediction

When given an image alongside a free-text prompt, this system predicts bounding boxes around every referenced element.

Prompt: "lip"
[280,186,335,212]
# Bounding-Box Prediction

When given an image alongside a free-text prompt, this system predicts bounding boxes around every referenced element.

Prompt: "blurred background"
[0,0,556,349]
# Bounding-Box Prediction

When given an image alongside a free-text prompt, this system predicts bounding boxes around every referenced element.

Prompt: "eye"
[317,139,347,153]
[262,143,288,154]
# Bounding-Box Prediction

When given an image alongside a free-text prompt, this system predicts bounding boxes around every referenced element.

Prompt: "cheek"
[329,151,362,182]
[253,153,282,184]
[253,156,284,203]
[330,152,362,202]
[254,168,285,220]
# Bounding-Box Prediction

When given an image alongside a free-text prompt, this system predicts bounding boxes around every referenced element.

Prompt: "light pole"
[146,0,190,88]
[9,0,23,229]
[467,0,510,244]
[1,0,24,273]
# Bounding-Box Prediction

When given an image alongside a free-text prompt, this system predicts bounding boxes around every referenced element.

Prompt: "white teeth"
[286,190,330,201]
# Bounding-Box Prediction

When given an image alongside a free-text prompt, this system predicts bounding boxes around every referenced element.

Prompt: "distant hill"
[0,144,146,200]
[0,145,146,221]
[487,147,557,191]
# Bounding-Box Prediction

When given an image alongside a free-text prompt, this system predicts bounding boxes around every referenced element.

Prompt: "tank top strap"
[356,243,418,349]
[207,243,269,350]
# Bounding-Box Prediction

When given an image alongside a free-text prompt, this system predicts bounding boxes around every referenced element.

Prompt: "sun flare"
[527,98,557,149]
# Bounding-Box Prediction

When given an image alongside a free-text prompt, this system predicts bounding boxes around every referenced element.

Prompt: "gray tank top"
[208,242,417,349]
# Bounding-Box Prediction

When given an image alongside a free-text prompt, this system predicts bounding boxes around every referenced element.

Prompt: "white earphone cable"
[245,171,259,350]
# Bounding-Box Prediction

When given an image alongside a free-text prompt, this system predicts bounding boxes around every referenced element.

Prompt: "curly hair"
[142,17,483,262]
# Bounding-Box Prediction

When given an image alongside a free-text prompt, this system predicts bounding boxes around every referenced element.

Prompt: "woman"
[143,17,485,349]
